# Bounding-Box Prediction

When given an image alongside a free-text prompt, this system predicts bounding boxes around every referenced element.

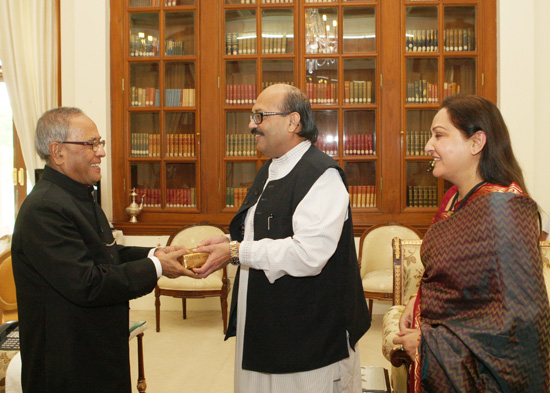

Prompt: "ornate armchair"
[155,222,230,333]
[382,239,550,393]
[358,224,421,317]
[381,238,423,393]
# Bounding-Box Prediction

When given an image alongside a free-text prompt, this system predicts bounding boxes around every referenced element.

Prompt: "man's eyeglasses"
[250,112,291,125]
[61,139,106,152]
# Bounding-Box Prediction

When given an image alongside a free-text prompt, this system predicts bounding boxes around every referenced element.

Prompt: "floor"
[129,306,391,393]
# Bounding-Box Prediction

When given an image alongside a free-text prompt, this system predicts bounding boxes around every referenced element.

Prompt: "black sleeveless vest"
[226,145,371,374]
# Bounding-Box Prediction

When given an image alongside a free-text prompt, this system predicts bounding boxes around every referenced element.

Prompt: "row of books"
[130,87,197,107]
[407,185,438,208]
[134,188,197,207]
[130,133,196,157]
[406,30,438,53]
[226,84,257,105]
[226,187,249,208]
[165,88,196,107]
[261,36,289,55]
[406,131,430,156]
[166,188,197,207]
[130,34,159,57]
[134,189,162,207]
[226,134,256,157]
[444,29,474,52]
[406,81,464,104]
[344,134,376,156]
[167,133,196,157]
[165,39,185,56]
[225,34,257,56]
[443,82,461,98]
[130,87,160,107]
[406,29,475,53]
[306,82,337,105]
[406,80,438,104]
[349,186,376,208]
[131,133,161,157]
[344,81,373,104]
[262,81,294,89]
[315,135,337,156]
[129,0,160,6]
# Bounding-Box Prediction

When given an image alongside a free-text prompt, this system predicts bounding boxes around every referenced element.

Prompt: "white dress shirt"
[234,141,362,393]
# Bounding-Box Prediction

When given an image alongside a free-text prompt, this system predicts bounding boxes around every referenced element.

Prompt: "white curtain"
[0,0,57,186]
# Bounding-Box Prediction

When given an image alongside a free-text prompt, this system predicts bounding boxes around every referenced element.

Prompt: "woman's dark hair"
[441,95,528,194]
[279,85,318,143]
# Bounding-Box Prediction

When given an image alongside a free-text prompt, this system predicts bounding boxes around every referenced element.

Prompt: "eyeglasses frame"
[61,139,106,152]
[250,112,291,125]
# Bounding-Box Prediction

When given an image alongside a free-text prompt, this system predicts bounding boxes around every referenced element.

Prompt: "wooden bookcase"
[110,0,496,235]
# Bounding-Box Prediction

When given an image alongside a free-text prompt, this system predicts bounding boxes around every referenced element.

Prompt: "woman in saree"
[394,95,550,392]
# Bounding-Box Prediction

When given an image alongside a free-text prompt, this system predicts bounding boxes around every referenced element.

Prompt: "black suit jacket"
[12,166,157,393]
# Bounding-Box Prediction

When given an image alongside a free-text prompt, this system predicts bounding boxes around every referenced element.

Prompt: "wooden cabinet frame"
[110,0,495,235]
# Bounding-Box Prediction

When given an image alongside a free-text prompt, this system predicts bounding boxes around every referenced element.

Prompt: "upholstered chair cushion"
[362,269,393,293]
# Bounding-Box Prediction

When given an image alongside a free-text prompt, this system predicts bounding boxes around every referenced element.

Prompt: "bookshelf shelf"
[110,0,495,235]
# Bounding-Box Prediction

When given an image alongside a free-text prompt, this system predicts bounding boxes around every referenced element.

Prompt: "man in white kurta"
[194,84,370,393]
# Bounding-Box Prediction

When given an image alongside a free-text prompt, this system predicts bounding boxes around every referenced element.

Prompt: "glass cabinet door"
[225,9,257,56]
[226,111,256,157]
[131,163,161,207]
[165,112,196,158]
[130,13,159,57]
[130,63,160,107]
[304,2,379,210]
[344,110,375,156]
[405,6,438,53]
[166,163,197,207]
[403,1,480,210]
[226,162,257,208]
[261,9,294,54]
[126,1,199,213]
[343,7,375,54]
[130,112,160,157]
[344,162,376,208]
[262,59,294,89]
[444,6,476,52]
[313,110,338,156]
[344,58,375,104]
[223,1,297,211]
[165,11,195,56]
[226,60,257,105]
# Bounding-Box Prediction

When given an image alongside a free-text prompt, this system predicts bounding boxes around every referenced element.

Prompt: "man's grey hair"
[35,107,85,160]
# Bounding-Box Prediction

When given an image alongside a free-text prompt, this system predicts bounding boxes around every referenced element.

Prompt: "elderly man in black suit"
[12,107,193,393]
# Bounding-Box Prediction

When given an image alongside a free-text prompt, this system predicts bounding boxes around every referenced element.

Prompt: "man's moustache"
[251,129,264,136]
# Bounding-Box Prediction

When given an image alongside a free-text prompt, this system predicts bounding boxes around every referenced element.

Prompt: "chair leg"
[155,287,161,332]
[182,298,187,319]
[221,275,230,334]
[220,295,228,334]
[136,332,147,393]
[368,299,374,319]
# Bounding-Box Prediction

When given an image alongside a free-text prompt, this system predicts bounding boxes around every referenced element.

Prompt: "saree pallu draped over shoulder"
[417,183,550,392]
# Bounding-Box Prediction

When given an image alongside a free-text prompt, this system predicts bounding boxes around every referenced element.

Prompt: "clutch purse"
[177,252,209,269]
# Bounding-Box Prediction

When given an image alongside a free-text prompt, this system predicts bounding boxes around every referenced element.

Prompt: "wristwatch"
[229,240,240,266]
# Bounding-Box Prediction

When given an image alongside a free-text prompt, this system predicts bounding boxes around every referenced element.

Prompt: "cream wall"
[60,0,550,311]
